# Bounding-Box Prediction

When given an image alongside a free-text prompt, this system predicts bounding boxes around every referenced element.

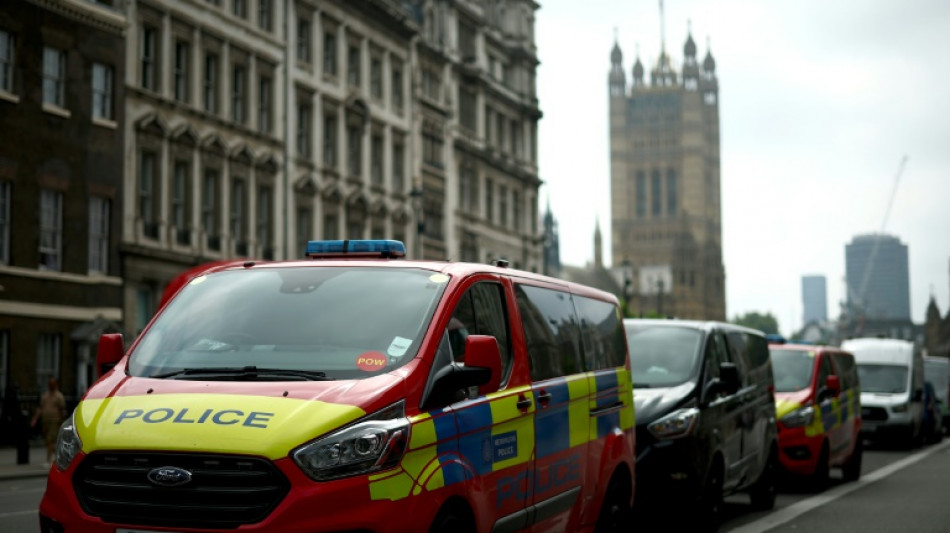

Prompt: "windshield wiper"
[149,366,333,381]
[633,383,652,388]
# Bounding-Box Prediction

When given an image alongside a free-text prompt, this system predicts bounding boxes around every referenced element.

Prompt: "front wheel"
[595,471,632,533]
[429,505,475,533]
[812,442,831,491]
[748,446,777,510]
[690,459,724,533]
[841,437,863,482]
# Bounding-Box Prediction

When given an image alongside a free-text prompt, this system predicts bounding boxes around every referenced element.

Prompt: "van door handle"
[516,394,532,412]
[537,391,553,407]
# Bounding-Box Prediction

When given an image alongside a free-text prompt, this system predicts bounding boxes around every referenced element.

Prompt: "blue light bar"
[305,239,407,259]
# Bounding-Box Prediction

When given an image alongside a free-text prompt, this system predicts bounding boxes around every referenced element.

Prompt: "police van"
[39,240,635,533]
[768,341,862,486]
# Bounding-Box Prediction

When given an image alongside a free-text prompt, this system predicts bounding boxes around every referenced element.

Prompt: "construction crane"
[846,155,908,336]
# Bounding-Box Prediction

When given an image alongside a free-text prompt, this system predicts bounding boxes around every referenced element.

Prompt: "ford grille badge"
[147,466,193,487]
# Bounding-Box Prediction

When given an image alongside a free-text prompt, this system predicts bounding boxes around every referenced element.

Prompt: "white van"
[841,338,924,445]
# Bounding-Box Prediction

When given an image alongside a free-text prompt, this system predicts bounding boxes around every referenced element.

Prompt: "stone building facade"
[608,28,725,320]
[0,0,542,404]
[121,0,543,335]
[0,0,127,403]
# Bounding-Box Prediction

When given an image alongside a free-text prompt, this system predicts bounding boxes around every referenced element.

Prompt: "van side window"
[515,284,582,381]
[703,332,729,383]
[574,295,626,370]
[723,331,750,384]
[817,355,835,399]
[448,282,512,380]
[832,353,857,390]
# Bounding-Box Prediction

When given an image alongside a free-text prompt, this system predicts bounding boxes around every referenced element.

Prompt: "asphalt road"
[2,440,948,532]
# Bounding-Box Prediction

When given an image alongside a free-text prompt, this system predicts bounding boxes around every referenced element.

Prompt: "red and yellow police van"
[768,340,862,486]
[39,240,635,533]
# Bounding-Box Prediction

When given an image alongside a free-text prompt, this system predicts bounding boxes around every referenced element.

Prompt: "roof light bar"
[305,239,407,259]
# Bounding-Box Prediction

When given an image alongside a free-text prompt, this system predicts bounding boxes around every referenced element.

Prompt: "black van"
[624,319,778,531]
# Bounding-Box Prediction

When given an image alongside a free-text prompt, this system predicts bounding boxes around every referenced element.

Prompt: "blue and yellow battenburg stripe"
[775,388,859,438]
[368,367,634,501]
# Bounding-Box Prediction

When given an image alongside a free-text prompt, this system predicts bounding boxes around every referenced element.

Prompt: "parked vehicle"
[922,381,944,443]
[923,356,950,433]
[767,341,862,486]
[842,337,924,447]
[624,319,778,531]
[39,240,636,533]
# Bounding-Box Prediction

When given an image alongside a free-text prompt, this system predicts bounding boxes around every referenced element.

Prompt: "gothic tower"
[608,23,726,320]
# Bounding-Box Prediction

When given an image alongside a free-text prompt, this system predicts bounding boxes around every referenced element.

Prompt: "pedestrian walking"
[31,378,66,466]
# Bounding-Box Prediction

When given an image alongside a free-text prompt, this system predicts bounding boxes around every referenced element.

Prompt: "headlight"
[780,405,815,429]
[55,413,82,471]
[648,408,700,440]
[293,401,409,481]
[891,402,909,413]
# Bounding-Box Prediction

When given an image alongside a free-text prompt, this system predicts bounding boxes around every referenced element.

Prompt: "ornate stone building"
[122,0,543,335]
[608,27,725,320]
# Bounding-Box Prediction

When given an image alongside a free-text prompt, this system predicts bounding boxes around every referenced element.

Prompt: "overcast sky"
[535,0,950,334]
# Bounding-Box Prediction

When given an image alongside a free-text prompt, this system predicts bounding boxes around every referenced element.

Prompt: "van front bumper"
[40,453,436,533]
[633,427,705,505]
[776,425,824,476]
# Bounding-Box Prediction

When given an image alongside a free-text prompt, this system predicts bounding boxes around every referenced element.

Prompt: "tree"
[732,311,780,334]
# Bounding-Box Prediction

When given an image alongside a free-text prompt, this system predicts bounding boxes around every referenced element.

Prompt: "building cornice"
[0,300,122,322]
[27,0,127,35]
[0,265,123,286]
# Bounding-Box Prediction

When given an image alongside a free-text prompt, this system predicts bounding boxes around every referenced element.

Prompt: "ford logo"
[147,466,193,487]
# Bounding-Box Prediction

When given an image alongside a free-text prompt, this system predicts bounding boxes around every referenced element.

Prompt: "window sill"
[42,103,71,119]
[92,117,117,129]
[0,91,19,104]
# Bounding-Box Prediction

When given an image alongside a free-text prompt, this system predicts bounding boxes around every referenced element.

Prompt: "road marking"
[0,509,37,519]
[727,439,950,533]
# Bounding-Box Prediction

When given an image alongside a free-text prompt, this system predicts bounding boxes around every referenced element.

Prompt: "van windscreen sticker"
[356,351,388,372]
[429,274,450,284]
[388,337,412,357]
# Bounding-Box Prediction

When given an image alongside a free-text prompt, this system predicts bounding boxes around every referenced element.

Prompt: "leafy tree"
[732,311,780,334]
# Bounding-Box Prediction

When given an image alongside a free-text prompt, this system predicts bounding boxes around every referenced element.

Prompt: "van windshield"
[625,324,702,387]
[128,266,449,380]
[857,364,909,394]
[770,349,815,392]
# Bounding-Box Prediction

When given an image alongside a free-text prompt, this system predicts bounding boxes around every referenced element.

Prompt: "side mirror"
[703,362,740,404]
[96,333,125,378]
[720,362,740,392]
[421,335,500,410]
[912,388,924,402]
[825,375,841,397]
[464,335,502,396]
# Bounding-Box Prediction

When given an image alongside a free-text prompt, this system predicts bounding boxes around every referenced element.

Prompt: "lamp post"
[409,182,424,259]
[620,259,634,317]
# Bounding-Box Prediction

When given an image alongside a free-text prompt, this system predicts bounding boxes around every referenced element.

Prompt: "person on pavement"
[31,378,66,466]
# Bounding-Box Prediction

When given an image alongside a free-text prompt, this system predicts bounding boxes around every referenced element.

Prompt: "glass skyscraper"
[845,234,911,320]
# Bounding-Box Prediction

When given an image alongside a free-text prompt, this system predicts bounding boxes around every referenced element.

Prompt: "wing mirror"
[96,333,125,378]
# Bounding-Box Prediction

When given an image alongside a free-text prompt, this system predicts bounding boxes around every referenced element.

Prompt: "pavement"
[0,441,52,480]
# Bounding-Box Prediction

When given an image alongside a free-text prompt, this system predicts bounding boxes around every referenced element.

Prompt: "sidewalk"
[0,441,52,480]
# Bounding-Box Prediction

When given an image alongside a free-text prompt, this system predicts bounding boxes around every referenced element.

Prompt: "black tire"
[428,504,475,533]
[748,446,777,511]
[595,470,632,533]
[841,436,863,482]
[690,458,724,533]
[812,442,830,491]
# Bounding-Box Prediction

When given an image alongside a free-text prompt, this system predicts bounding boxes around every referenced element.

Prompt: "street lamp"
[620,259,634,317]
[409,182,424,259]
